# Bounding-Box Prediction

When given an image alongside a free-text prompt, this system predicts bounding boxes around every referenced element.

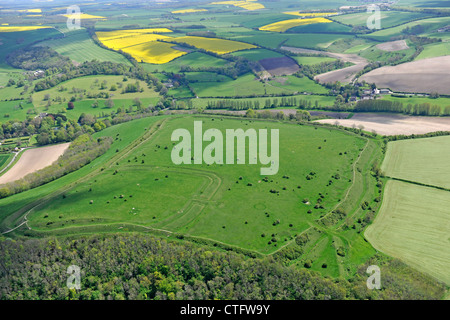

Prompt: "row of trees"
[0,134,112,199]
[355,100,450,116]
[205,97,321,111]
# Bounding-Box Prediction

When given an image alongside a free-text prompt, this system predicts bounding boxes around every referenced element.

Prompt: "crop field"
[259,18,333,33]
[381,135,450,189]
[36,29,131,65]
[123,41,187,64]
[0,143,70,185]
[333,11,434,29]
[365,180,450,285]
[231,48,284,61]
[171,9,208,14]
[363,16,450,41]
[210,1,265,11]
[366,135,450,285]
[0,26,52,32]
[282,12,338,17]
[141,52,230,73]
[95,28,188,64]
[360,56,450,95]
[287,22,353,34]
[23,116,365,254]
[167,36,257,54]
[416,42,450,60]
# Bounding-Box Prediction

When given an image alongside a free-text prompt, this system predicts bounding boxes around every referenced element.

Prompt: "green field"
[363,16,450,41]
[36,29,132,65]
[381,135,450,189]
[0,154,12,171]
[231,48,284,61]
[416,42,450,60]
[333,11,434,28]
[32,75,159,107]
[365,180,450,285]
[189,72,328,97]
[23,116,365,254]
[141,52,230,73]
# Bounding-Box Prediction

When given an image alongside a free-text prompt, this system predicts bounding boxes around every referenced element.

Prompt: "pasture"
[32,75,159,107]
[25,116,365,254]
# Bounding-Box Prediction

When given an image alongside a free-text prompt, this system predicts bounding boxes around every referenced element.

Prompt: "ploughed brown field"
[0,143,70,185]
[316,113,450,136]
[360,56,450,95]
[258,56,300,76]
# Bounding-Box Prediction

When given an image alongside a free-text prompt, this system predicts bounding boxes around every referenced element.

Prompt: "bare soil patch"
[0,143,70,185]
[316,113,450,136]
[376,40,409,52]
[258,56,300,76]
[360,56,450,95]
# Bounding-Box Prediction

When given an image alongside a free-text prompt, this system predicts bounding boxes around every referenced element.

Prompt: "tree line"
[355,100,450,116]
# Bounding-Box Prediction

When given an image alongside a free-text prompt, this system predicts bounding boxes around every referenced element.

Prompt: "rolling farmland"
[0,0,449,301]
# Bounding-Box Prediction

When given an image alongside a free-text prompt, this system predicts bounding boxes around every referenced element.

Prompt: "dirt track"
[360,56,450,94]
[280,46,369,84]
[316,113,450,136]
[0,143,70,185]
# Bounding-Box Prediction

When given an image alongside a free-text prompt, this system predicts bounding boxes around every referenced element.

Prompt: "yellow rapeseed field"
[62,13,107,20]
[0,26,52,32]
[211,1,264,11]
[96,28,186,64]
[259,17,332,32]
[122,41,187,64]
[283,11,338,17]
[168,36,257,54]
[97,33,170,50]
[171,9,208,14]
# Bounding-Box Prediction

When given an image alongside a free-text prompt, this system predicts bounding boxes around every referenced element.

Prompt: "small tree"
[67,101,75,110]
